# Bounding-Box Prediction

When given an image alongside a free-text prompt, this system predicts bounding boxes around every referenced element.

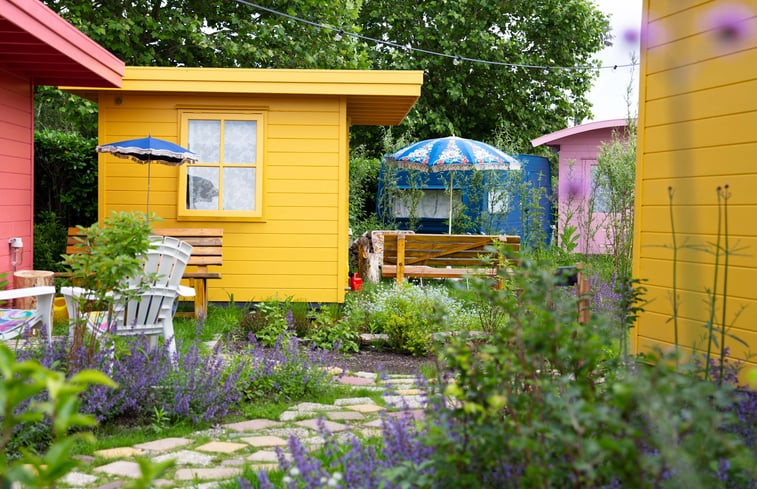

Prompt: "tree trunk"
[13,270,54,309]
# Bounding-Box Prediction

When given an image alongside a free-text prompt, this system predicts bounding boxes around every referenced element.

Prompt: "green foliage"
[34,129,98,228]
[594,120,637,282]
[0,344,116,488]
[238,299,295,347]
[306,305,360,353]
[61,211,156,365]
[358,0,609,152]
[343,282,474,356]
[349,151,383,237]
[45,0,370,70]
[33,211,68,273]
[425,259,755,488]
[34,86,98,137]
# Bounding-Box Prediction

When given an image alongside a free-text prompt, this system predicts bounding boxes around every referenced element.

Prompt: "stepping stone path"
[56,371,426,488]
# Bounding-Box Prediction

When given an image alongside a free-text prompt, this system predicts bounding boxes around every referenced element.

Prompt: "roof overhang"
[0,0,123,87]
[65,66,424,126]
[531,118,629,147]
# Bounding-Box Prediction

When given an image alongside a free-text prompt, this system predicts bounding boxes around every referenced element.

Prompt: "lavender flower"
[703,2,755,45]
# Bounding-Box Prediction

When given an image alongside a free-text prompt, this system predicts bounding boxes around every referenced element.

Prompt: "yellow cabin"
[633,0,757,382]
[67,67,423,304]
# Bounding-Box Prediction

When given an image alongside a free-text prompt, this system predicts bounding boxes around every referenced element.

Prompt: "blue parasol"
[385,136,520,233]
[96,136,198,214]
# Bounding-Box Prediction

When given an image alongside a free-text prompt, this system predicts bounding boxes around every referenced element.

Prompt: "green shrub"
[33,211,68,272]
[0,344,116,487]
[343,282,474,356]
[306,304,359,353]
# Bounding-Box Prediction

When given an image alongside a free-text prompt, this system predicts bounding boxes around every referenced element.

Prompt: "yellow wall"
[633,0,757,382]
[97,91,350,303]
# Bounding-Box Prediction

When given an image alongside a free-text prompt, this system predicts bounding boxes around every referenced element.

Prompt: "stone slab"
[224,419,282,432]
[221,458,246,466]
[241,435,288,448]
[266,427,312,439]
[93,447,143,459]
[336,375,375,386]
[397,389,422,395]
[278,411,304,422]
[296,419,349,433]
[195,441,247,454]
[152,450,213,466]
[175,467,242,481]
[93,482,124,489]
[291,402,341,412]
[382,395,424,409]
[334,397,376,406]
[325,411,365,421]
[385,409,426,421]
[345,403,385,414]
[134,437,192,453]
[353,371,379,379]
[72,455,95,465]
[363,419,384,428]
[62,471,98,487]
[93,460,142,478]
[247,450,280,463]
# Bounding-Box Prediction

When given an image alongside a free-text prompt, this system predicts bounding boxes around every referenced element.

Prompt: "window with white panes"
[179,112,263,219]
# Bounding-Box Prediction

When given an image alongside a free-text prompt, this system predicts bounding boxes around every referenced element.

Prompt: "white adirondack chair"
[61,235,192,358]
[0,286,55,342]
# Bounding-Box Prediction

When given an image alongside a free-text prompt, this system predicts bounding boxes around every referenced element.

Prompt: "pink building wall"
[0,0,123,285]
[0,68,34,280]
[531,119,628,254]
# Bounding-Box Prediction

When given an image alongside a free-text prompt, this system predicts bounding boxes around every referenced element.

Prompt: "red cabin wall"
[0,67,34,284]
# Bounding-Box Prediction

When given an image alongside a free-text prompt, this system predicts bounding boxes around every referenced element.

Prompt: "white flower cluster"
[283,467,343,488]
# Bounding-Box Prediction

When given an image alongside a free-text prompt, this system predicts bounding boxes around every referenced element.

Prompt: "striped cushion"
[0,309,35,338]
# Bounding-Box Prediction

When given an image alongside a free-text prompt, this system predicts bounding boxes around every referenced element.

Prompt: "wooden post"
[13,270,54,309]
[575,263,590,324]
[396,233,406,285]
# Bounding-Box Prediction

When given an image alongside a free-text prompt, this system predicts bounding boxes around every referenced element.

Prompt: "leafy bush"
[1,343,115,486]
[34,128,98,227]
[306,305,360,353]
[237,336,334,403]
[32,211,68,272]
[235,298,297,347]
[243,259,756,489]
[342,282,475,356]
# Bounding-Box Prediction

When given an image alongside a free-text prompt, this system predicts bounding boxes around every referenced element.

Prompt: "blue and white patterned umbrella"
[96,136,197,215]
[385,136,520,233]
[385,136,520,172]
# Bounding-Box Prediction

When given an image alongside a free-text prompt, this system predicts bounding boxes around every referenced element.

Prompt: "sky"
[585,0,643,122]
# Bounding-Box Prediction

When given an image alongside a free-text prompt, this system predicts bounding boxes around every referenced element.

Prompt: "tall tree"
[356,0,610,151]
[44,0,370,69]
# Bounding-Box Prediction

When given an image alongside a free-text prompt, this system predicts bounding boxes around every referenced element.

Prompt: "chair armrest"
[178,285,196,298]
[0,286,56,301]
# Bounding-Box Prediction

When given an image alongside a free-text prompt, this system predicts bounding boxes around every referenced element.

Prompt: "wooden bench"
[378,231,590,324]
[63,227,223,320]
[380,232,520,283]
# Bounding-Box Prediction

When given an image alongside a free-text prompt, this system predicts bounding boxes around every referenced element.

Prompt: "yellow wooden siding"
[633,0,757,383]
[98,92,348,303]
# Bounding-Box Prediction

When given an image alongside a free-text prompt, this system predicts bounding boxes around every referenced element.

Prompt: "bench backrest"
[382,232,520,268]
[67,227,223,269]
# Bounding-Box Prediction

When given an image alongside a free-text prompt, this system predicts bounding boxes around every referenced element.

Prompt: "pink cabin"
[0,0,123,283]
[531,119,629,254]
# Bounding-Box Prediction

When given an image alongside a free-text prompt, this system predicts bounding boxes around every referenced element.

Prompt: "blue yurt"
[377,154,553,246]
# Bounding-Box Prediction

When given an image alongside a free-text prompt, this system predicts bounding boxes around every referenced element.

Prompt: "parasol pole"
[448,176,452,234]
[146,158,151,217]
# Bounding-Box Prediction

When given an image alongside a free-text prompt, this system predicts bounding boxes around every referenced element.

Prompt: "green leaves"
[0,344,115,488]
